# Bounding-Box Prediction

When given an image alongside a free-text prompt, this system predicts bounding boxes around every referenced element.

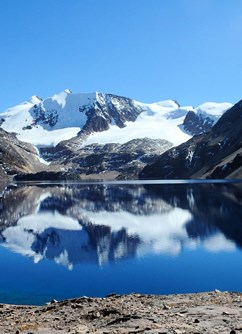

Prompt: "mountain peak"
[29,95,42,104]
[195,102,233,117]
[64,89,72,94]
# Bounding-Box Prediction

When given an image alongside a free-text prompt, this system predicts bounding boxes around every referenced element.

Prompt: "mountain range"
[0,89,239,180]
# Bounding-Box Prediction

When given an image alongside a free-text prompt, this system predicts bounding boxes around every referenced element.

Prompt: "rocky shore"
[0,291,242,334]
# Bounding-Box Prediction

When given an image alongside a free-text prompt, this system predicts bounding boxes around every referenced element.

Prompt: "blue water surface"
[0,181,242,305]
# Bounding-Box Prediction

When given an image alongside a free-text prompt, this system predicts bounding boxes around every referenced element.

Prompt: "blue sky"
[0,0,242,110]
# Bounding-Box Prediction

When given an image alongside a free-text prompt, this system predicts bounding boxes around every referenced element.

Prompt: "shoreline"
[1,291,242,333]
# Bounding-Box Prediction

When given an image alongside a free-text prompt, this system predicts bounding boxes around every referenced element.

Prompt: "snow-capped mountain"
[183,102,233,135]
[140,99,242,179]
[0,90,233,179]
[0,90,232,147]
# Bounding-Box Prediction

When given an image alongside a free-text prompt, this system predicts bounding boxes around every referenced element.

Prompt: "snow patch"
[19,126,80,146]
[195,102,233,122]
[51,91,69,108]
[83,99,191,147]
[35,147,50,165]
[29,95,42,104]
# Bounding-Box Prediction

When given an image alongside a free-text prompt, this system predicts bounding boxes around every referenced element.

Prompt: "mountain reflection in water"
[0,182,242,270]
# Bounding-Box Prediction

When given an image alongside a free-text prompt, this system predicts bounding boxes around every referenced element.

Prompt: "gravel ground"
[0,291,242,334]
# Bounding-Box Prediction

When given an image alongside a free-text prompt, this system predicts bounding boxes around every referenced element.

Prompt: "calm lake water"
[0,180,242,305]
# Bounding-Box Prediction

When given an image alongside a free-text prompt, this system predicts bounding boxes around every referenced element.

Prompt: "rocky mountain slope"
[0,128,47,180]
[45,138,173,179]
[140,100,242,179]
[0,90,233,180]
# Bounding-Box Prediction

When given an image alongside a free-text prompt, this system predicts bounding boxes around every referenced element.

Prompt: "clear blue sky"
[0,0,242,110]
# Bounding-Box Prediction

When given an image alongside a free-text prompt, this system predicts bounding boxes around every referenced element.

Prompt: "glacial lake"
[0,180,242,305]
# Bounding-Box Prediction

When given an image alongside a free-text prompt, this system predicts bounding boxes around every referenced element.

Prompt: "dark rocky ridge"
[14,171,82,181]
[0,138,172,182]
[14,138,172,181]
[82,93,142,132]
[183,110,215,135]
[140,100,242,179]
[0,128,46,180]
[61,138,173,179]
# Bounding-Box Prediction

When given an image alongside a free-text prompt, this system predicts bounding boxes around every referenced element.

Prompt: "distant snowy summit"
[0,90,232,148]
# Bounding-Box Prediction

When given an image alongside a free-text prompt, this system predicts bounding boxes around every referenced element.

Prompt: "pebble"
[0,292,241,334]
